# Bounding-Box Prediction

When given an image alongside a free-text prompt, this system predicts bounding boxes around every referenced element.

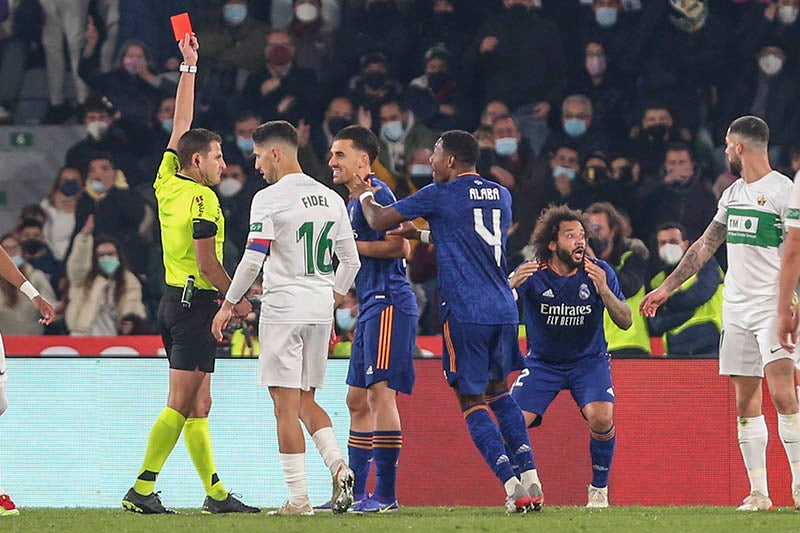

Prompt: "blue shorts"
[511,354,614,427]
[347,306,416,395]
[442,320,523,396]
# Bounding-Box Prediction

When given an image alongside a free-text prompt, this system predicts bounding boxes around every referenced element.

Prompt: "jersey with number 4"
[248,172,355,324]
[393,173,518,324]
[712,171,792,307]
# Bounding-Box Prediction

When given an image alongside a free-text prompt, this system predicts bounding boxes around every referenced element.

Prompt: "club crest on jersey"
[757,195,767,206]
[579,283,591,300]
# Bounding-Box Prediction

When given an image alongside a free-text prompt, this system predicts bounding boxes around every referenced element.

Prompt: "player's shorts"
[719,303,798,377]
[258,321,331,391]
[0,331,7,385]
[442,319,523,396]
[511,354,614,427]
[347,306,416,395]
[158,287,219,373]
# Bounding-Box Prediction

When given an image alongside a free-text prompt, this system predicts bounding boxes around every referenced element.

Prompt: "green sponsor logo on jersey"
[787,207,800,220]
[250,222,263,232]
[726,208,782,247]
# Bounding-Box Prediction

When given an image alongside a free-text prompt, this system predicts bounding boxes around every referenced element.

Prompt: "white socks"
[312,427,345,475]
[738,415,769,496]
[778,412,800,490]
[520,468,541,489]
[279,453,307,504]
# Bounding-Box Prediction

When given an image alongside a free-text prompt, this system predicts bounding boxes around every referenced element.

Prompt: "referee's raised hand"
[178,33,198,65]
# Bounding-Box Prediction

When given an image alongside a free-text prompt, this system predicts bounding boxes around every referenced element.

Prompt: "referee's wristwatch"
[179,63,197,74]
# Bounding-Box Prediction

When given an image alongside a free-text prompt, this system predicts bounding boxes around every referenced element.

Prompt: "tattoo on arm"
[665,220,726,292]
[602,290,632,329]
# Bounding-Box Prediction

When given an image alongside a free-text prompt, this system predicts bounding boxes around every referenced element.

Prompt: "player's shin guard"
[348,430,373,501]
[738,415,769,496]
[778,412,800,490]
[488,391,536,475]
[373,431,402,503]
[133,407,186,495]
[463,404,516,484]
[589,425,615,488]
[184,417,227,500]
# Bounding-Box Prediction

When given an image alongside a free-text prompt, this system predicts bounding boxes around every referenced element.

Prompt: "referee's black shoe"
[122,488,177,514]
[202,493,261,514]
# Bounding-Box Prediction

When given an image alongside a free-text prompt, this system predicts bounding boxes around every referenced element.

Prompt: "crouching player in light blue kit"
[509,205,631,508]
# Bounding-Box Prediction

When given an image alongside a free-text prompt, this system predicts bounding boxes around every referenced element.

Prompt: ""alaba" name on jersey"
[469,188,500,201]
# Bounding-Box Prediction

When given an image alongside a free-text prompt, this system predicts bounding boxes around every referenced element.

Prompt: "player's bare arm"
[350,179,406,231]
[167,34,198,151]
[778,227,800,351]
[586,262,631,330]
[640,220,726,317]
[356,234,409,259]
[508,261,539,289]
[0,245,55,324]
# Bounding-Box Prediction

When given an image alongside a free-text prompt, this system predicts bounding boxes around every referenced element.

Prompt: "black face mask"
[642,124,669,143]
[427,71,452,93]
[614,165,633,183]
[363,72,387,90]
[326,116,351,136]
[21,240,45,255]
[60,180,81,196]
[589,236,609,256]
[430,12,455,26]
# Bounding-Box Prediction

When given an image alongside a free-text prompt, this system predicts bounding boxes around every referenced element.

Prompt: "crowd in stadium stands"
[0,0,794,355]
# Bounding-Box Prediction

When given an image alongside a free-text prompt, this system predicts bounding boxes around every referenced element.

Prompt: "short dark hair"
[177,128,223,169]
[252,120,298,148]
[729,115,769,147]
[19,217,44,231]
[585,201,626,254]
[87,151,116,168]
[334,125,380,163]
[531,204,590,263]
[379,98,406,113]
[664,141,693,159]
[656,221,687,241]
[439,130,478,166]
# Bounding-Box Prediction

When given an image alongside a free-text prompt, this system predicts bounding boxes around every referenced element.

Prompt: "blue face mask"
[161,118,173,134]
[236,136,254,154]
[564,118,587,138]
[223,3,247,25]
[60,180,81,197]
[595,7,618,28]
[553,166,577,180]
[494,137,518,157]
[98,256,120,276]
[10,255,24,268]
[335,308,357,332]
[90,179,108,194]
[381,121,404,142]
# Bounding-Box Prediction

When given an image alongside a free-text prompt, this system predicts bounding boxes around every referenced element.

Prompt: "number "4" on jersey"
[473,208,502,266]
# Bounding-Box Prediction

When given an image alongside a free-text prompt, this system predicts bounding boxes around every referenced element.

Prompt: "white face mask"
[218,177,243,198]
[759,54,784,76]
[86,120,109,140]
[778,6,799,25]
[295,3,320,23]
[658,243,684,266]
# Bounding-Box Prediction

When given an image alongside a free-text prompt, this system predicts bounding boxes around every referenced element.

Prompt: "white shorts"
[258,321,331,391]
[719,304,798,377]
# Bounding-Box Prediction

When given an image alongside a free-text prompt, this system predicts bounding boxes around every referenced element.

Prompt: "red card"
[170,12,193,42]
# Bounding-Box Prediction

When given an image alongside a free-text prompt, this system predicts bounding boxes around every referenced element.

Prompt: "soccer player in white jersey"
[642,116,800,511]
[211,120,360,515]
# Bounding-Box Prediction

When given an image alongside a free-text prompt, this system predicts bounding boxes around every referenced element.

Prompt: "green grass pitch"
[2,506,799,532]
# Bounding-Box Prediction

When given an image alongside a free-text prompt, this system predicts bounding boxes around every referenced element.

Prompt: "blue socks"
[589,425,615,488]
[348,430,373,501]
[488,391,536,474]
[463,404,516,484]
[373,430,402,503]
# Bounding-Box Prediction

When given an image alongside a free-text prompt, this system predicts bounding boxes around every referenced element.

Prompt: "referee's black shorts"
[158,286,220,373]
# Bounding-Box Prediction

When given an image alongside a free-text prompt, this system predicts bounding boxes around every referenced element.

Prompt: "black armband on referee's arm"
[192,219,218,239]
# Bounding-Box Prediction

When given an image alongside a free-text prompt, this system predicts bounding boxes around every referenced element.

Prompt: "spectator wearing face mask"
[626,101,692,180]
[738,0,800,61]
[41,167,84,262]
[646,222,722,356]
[72,154,146,274]
[241,29,321,125]
[271,0,341,33]
[716,42,798,167]
[405,44,470,134]
[347,52,404,132]
[65,95,143,188]
[0,233,57,335]
[479,100,510,128]
[636,142,717,242]
[407,148,434,192]
[590,153,641,228]
[312,96,356,165]
[542,94,608,160]
[221,111,261,173]
[201,0,271,74]
[542,144,591,211]
[17,217,63,300]
[216,162,252,265]
[332,288,358,358]
[287,0,335,79]
[416,0,472,70]
[568,0,637,77]
[65,228,147,336]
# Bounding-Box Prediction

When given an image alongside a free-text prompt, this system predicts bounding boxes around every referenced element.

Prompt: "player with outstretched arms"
[642,116,800,511]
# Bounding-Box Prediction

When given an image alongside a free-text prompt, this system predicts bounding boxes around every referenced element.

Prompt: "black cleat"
[202,493,261,514]
[122,488,177,514]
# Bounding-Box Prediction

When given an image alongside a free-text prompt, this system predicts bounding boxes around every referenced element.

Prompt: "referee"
[122,34,258,515]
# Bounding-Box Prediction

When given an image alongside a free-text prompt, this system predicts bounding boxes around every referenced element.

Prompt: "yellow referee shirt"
[154,150,225,291]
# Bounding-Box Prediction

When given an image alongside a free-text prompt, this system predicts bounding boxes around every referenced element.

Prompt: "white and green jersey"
[713,171,793,306]
[785,177,800,230]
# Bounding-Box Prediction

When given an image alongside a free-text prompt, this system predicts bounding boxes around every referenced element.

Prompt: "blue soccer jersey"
[393,173,518,325]
[516,257,624,364]
[349,176,418,321]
